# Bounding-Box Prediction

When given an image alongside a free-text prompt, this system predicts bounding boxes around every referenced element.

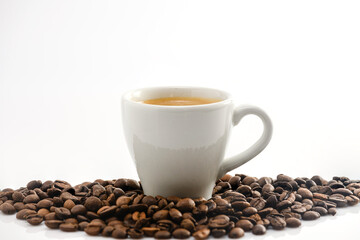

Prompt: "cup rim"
[122,86,232,109]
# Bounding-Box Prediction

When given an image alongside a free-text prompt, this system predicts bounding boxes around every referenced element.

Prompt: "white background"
[1,0,360,239]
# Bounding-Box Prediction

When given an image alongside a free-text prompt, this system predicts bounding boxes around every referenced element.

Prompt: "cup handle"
[217,105,273,179]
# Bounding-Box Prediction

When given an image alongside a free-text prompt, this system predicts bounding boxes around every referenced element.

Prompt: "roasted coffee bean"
[84,196,102,212]
[64,199,75,210]
[142,227,160,237]
[291,204,307,214]
[345,195,359,206]
[23,194,40,204]
[142,196,157,206]
[154,230,171,239]
[102,226,115,236]
[328,195,347,207]
[170,228,189,239]
[252,224,266,235]
[211,228,227,238]
[112,227,128,238]
[153,209,169,221]
[27,180,42,190]
[268,214,286,230]
[208,215,230,229]
[97,205,117,218]
[37,199,53,209]
[71,204,87,215]
[26,214,43,225]
[85,224,102,236]
[176,198,195,212]
[55,207,72,219]
[38,208,50,217]
[235,219,253,231]
[16,209,37,220]
[302,211,320,220]
[333,188,353,196]
[180,219,195,232]
[12,192,25,202]
[312,206,328,216]
[243,207,257,216]
[250,198,266,210]
[13,202,26,211]
[79,221,89,231]
[1,202,16,214]
[228,227,245,238]
[193,228,210,239]
[285,217,301,228]
[60,223,78,232]
[328,208,337,216]
[116,196,132,207]
[44,212,57,220]
[45,220,64,229]
[297,188,313,199]
[305,180,317,188]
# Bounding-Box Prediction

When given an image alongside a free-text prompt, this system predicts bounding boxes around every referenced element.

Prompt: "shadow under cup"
[122,87,234,199]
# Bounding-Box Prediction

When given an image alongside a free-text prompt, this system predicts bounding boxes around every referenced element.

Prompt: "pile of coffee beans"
[1,174,360,239]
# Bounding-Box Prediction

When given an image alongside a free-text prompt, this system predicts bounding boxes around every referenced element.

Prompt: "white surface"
[1,0,360,239]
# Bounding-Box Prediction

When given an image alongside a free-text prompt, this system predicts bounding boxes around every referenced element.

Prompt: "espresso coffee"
[142,97,221,106]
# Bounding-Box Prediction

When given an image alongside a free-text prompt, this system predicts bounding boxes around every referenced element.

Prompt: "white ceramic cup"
[122,87,272,199]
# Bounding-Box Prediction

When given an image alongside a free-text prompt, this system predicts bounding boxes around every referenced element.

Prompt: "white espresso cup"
[122,87,272,199]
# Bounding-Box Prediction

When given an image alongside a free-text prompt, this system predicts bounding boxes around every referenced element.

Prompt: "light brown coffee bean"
[38,208,50,217]
[64,200,75,210]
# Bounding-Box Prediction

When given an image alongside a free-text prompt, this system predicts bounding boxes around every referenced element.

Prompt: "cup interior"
[124,87,230,104]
